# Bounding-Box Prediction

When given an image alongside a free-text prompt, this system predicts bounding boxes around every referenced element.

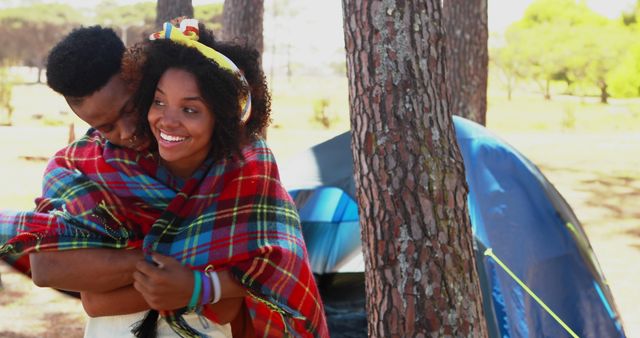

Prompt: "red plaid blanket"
[0,130,328,337]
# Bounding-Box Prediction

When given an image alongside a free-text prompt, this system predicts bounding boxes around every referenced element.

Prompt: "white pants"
[84,310,232,338]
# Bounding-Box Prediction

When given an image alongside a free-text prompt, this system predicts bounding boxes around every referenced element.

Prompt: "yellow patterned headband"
[149,18,252,123]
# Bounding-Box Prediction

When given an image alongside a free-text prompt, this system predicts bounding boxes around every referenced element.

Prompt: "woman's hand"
[133,253,194,310]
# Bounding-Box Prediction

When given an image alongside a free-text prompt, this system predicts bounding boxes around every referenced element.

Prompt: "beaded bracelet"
[200,271,212,305]
[188,270,201,311]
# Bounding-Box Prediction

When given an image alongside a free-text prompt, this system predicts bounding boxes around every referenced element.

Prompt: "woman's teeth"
[160,131,187,142]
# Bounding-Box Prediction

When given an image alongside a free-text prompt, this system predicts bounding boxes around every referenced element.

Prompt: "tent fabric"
[279,116,625,338]
[454,116,624,338]
[280,132,356,198]
[289,188,362,273]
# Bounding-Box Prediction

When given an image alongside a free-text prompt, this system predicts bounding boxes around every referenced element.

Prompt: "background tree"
[0,3,82,124]
[443,0,488,125]
[562,23,631,103]
[0,3,83,83]
[502,23,567,100]
[98,0,222,45]
[341,0,487,336]
[494,0,632,102]
[265,0,299,84]
[194,3,224,34]
[156,0,193,27]
[96,0,155,46]
[222,0,264,55]
[622,0,640,25]
[490,45,523,101]
[610,0,640,97]
[608,42,640,98]
[0,66,13,126]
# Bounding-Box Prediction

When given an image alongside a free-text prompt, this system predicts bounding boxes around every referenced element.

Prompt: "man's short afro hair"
[46,26,125,98]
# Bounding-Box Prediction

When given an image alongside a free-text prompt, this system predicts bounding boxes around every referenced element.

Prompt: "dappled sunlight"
[582,174,640,221]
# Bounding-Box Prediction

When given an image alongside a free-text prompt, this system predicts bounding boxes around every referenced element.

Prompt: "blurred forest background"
[0,0,638,337]
[2,0,640,130]
[0,0,640,128]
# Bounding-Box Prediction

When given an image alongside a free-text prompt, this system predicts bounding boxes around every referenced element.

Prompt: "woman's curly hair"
[121,23,272,160]
[197,24,272,138]
[122,37,246,161]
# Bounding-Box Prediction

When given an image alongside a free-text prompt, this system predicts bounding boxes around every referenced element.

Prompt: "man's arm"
[82,285,149,317]
[82,286,243,324]
[30,248,143,292]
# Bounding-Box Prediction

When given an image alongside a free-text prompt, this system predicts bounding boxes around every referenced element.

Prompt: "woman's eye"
[153,98,165,106]
[183,107,197,114]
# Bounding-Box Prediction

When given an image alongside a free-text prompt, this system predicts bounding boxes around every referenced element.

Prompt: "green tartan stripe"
[34,240,131,251]
[192,203,299,223]
[182,211,203,266]
[53,178,98,201]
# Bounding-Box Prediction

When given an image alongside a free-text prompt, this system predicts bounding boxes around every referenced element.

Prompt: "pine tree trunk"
[544,79,551,100]
[599,81,609,104]
[443,0,488,125]
[341,0,487,336]
[156,0,194,28]
[222,0,264,55]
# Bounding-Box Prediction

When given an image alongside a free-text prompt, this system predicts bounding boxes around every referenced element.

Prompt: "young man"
[26,26,148,294]
[46,26,148,151]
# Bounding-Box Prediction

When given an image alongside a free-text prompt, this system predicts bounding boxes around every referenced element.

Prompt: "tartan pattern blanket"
[0,130,328,337]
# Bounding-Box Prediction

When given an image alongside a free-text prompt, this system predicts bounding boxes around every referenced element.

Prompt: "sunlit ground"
[0,75,639,337]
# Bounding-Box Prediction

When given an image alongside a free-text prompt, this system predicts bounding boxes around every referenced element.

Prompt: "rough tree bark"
[222,0,264,55]
[156,0,194,27]
[443,0,488,125]
[341,0,488,336]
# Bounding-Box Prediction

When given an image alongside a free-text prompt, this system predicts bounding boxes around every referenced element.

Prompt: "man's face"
[66,74,149,150]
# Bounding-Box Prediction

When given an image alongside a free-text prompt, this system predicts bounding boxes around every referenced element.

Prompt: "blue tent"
[279,116,626,338]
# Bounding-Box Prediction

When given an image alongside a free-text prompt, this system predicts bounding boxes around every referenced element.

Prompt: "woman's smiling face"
[148,68,215,179]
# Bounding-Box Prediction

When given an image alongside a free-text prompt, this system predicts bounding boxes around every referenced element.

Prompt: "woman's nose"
[160,107,181,128]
